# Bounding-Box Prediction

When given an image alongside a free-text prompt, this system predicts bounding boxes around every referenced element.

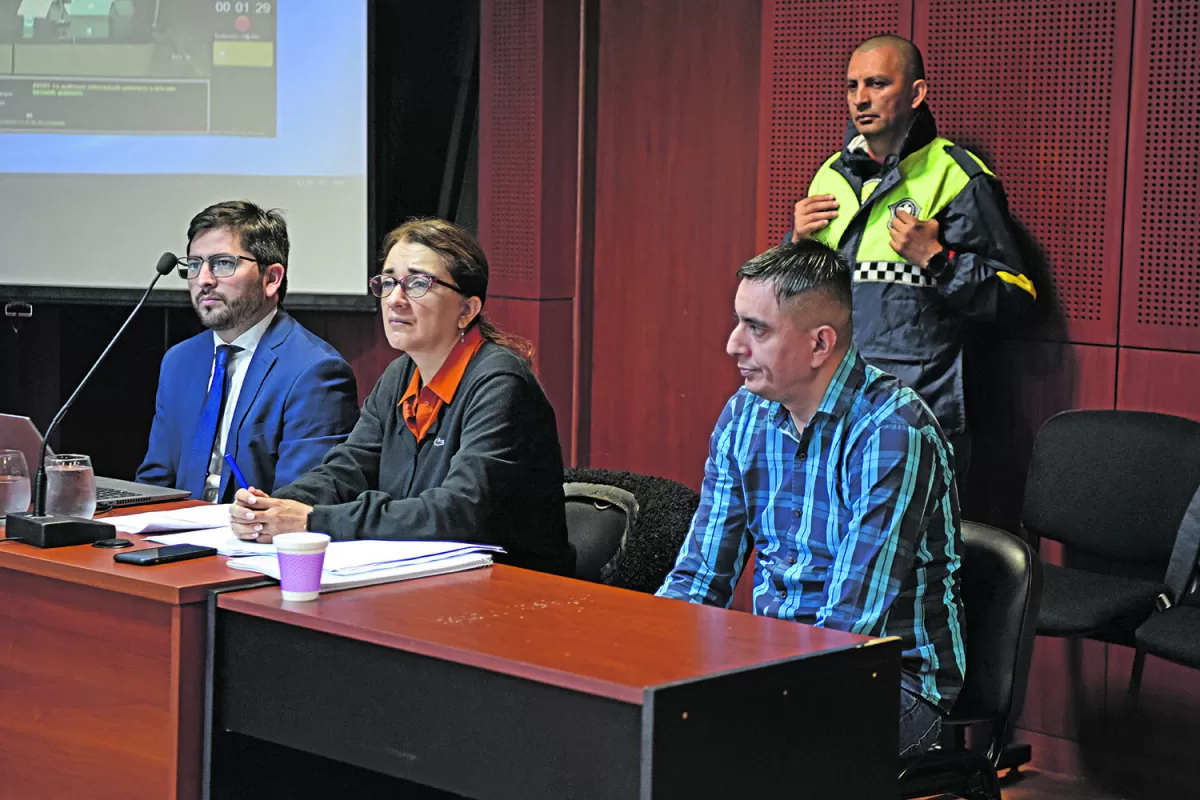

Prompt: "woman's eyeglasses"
[368,272,465,299]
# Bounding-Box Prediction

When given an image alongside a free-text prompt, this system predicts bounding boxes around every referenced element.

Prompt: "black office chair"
[1022,410,1200,646]
[898,522,1043,800]
[1134,603,1200,682]
[1130,485,1200,689]
[564,479,639,582]
[988,411,1200,772]
[563,467,699,592]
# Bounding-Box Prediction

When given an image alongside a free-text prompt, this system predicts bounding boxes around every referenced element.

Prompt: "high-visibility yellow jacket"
[801,106,1036,436]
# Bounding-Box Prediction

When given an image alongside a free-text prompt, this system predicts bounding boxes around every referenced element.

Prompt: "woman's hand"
[230,487,313,544]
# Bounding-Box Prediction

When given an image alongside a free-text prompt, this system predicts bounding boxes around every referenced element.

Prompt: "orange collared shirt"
[399,327,486,442]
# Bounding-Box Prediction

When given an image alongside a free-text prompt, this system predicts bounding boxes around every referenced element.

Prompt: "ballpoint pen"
[224,453,250,490]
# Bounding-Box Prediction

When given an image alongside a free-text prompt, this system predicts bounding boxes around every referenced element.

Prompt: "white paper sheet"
[145,530,508,563]
[112,504,234,534]
[226,551,494,592]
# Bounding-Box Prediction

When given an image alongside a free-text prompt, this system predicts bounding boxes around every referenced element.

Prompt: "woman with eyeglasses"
[229,218,575,577]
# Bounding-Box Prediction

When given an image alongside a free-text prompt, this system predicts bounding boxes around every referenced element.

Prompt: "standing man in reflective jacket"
[788,34,1036,479]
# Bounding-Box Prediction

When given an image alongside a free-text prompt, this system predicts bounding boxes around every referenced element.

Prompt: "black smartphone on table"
[113,544,218,566]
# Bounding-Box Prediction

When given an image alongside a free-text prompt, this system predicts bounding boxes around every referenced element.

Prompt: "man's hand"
[230,487,313,544]
[793,194,839,238]
[889,210,942,267]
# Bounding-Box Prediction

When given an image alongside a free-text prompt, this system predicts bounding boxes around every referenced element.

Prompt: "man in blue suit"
[137,201,358,502]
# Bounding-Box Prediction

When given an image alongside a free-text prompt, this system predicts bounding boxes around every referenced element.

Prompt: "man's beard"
[193,283,267,333]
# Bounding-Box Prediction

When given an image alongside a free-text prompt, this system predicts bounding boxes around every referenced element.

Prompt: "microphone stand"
[7,254,178,548]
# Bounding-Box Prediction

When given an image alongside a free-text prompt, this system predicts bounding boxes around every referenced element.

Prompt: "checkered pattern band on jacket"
[854,261,935,288]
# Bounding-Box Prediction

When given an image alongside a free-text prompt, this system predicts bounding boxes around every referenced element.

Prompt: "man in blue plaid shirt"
[657,238,965,756]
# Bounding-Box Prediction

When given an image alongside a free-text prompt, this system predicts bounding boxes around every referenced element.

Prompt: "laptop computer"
[0,413,192,507]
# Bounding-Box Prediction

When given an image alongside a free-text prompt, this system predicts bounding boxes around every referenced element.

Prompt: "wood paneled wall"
[586,0,762,482]
[477,0,582,453]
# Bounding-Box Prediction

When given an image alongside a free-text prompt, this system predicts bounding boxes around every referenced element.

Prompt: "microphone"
[6,252,179,548]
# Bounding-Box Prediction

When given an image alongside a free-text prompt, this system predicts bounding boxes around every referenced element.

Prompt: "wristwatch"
[924,250,952,279]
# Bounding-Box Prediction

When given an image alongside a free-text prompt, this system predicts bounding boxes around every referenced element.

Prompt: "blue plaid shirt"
[658,347,966,711]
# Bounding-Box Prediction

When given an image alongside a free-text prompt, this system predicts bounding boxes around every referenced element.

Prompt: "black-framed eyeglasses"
[369,272,465,299]
[177,254,258,280]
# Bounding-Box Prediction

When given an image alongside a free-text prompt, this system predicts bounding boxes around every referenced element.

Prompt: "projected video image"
[0,0,277,135]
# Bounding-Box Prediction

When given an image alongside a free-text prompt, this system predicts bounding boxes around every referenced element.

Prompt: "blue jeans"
[899,684,943,756]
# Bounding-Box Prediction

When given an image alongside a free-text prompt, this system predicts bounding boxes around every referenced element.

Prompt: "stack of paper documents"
[114,504,234,534]
[226,539,503,593]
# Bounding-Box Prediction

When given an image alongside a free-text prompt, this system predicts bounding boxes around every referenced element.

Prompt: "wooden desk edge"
[0,546,267,605]
[217,590,888,705]
[0,500,258,605]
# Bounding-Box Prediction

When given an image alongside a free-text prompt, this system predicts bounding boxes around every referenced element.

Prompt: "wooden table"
[0,502,265,800]
[213,565,901,799]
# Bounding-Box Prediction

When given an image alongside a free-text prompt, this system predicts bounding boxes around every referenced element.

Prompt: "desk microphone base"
[5,513,116,548]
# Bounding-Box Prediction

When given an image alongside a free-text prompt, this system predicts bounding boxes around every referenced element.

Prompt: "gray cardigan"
[275,342,575,576]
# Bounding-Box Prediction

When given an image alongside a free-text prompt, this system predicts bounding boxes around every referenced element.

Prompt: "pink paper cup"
[274,532,331,601]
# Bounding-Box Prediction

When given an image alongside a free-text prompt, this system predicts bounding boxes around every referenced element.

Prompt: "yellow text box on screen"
[212,41,274,68]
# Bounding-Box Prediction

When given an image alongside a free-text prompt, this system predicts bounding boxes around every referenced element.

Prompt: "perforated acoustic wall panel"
[915,0,1131,345]
[479,0,580,446]
[758,0,909,252]
[480,0,542,295]
[1121,0,1200,352]
[480,0,579,300]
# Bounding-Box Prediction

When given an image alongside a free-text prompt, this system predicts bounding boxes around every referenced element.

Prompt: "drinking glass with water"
[0,450,31,515]
[46,454,97,519]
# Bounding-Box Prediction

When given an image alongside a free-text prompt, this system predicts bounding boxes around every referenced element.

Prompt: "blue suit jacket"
[136,309,359,502]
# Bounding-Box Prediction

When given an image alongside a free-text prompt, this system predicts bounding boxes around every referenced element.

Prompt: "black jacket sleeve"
[934,175,1037,322]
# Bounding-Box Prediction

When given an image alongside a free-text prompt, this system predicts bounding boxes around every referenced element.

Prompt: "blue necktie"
[192,344,236,492]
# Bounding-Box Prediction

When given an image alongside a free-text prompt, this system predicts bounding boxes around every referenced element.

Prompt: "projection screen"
[0,0,371,305]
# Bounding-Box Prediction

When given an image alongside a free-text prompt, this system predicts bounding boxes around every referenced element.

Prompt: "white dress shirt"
[203,307,278,501]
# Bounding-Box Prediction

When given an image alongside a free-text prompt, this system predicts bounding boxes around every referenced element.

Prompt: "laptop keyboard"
[96,486,140,501]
